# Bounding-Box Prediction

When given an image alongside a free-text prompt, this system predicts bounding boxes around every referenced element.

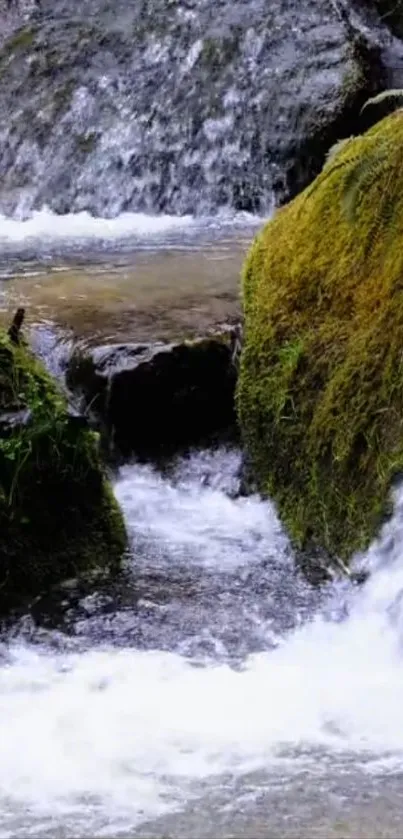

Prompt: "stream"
[1,442,403,838]
[1,215,403,838]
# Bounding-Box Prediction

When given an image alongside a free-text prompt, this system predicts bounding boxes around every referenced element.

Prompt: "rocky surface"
[66,330,240,459]
[0,0,393,217]
[0,0,39,46]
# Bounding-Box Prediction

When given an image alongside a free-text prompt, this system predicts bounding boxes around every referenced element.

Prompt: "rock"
[0,0,388,216]
[66,332,238,459]
[237,110,403,562]
[355,0,403,39]
[0,0,39,47]
[0,329,126,613]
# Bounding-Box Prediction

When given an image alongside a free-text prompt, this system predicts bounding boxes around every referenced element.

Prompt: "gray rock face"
[0,0,39,46]
[0,0,388,217]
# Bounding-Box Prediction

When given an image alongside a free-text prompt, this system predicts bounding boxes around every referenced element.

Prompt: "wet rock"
[0,328,126,614]
[0,0,39,46]
[0,0,390,216]
[354,0,403,39]
[66,331,239,459]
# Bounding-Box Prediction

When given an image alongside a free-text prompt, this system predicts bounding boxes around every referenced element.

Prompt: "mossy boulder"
[0,329,126,611]
[237,110,403,562]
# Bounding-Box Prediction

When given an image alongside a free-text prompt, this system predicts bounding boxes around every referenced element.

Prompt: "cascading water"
[2,1,403,836]
[0,0,393,218]
[1,447,403,838]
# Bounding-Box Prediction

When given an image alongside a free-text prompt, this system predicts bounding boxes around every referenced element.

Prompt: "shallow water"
[0,211,257,344]
[2,447,403,838]
[2,213,403,838]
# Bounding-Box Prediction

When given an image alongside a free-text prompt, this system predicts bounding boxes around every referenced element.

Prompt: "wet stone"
[66,331,240,459]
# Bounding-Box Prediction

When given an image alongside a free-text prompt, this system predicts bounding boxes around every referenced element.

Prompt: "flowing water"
[0,0,403,823]
[0,210,258,344]
[2,214,403,837]
[0,0,375,216]
[2,444,403,838]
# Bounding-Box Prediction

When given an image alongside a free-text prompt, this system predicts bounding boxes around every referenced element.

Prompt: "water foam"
[0,208,262,252]
[2,452,403,834]
[0,209,195,245]
[114,450,288,571]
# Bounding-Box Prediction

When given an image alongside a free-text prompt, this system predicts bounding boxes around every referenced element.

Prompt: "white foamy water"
[0,209,262,254]
[2,451,403,836]
[0,209,194,244]
[114,450,289,570]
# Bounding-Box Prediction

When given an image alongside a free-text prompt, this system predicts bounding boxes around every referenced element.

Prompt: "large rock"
[0,0,386,217]
[0,326,126,612]
[355,0,403,39]
[237,110,403,561]
[66,333,239,459]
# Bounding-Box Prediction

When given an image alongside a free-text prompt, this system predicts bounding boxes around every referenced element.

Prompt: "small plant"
[360,88,403,115]
[304,89,403,253]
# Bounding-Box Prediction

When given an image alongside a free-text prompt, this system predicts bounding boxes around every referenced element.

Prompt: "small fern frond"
[361,89,403,115]
[323,137,355,169]
[304,153,362,204]
[341,149,389,222]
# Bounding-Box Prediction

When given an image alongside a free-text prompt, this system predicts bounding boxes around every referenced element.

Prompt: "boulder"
[237,110,403,561]
[0,326,126,612]
[66,332,239,459]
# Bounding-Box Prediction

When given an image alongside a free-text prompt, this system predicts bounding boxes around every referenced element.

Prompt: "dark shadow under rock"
[66,330,240,461]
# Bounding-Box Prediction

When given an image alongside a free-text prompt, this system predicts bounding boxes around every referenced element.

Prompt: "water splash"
[1,450,403,835]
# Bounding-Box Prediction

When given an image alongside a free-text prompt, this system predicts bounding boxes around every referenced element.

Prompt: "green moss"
[237,110,403,561]
[4,26,36,55]
[0,25,36,77]
[0,331,126,611]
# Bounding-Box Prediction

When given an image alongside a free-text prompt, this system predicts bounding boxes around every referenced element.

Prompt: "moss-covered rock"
[0,329,126,611]
[237,110,403,562]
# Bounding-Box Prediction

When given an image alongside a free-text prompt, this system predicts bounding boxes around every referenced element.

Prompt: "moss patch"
[0,330,126,611]
[3,25,36,56]
[237,110,403,561]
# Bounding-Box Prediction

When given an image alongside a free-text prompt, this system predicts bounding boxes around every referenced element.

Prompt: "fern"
[361,88,403,115]
[323,136,354,168]
[341,149,389,222]
[303,89,403,254]
[304,153,361,204]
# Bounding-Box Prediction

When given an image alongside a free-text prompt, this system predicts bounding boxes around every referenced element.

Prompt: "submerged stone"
[66,332,239,459]
[237,110,403,561]
[0,328,126,612]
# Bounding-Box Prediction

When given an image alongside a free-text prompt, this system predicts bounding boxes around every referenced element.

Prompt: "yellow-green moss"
[237,110,403,561]
[0,330,126,611]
